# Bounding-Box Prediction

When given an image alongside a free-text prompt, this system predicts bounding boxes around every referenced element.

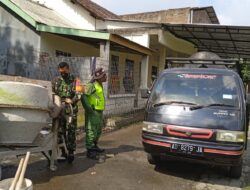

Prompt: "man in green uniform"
[81,67,107,160]
[52,62,78,163]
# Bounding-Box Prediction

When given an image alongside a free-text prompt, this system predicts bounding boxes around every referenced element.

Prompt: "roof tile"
[76,0,120,20]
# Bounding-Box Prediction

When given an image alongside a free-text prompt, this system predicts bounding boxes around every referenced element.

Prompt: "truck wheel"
[229,160,242,178]
[147,154,161,165]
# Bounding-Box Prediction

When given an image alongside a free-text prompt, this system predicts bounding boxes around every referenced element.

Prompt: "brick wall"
[192,9,212,24]
[121,8,190,24]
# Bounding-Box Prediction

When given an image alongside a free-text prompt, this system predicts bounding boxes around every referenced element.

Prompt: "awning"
[37,25,153,55]
[163,23,250,60]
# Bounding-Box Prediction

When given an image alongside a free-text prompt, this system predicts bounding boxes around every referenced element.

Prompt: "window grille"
[123,59,135,93]
[109,55,120,94]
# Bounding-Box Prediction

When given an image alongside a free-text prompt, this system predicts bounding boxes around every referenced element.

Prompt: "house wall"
[120,8,191,24]
[105,50,145,115]
[0,5,40,77]
[96,20,159,31]
[192,9,212,24]
[147,40,190,86]
[31,0,96,30]
[111,30,196,87]
[123,34,150,48]
[40,33,99,57]
[148,49,159,85]
[109,51,142,94]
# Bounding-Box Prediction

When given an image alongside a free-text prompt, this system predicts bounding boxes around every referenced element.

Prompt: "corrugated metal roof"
[164,23,250,60]
[10,0,77,28]
[75,0,120,20]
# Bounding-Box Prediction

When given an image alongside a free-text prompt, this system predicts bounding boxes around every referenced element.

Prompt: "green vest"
[87,82,105,111]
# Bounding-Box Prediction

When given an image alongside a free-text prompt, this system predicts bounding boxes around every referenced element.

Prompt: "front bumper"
[142,132,244,166]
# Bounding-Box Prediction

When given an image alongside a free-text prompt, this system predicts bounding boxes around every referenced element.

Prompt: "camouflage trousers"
[58,105,78,152]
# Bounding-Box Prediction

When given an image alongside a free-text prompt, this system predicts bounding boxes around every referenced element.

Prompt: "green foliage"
[242,64,250,82]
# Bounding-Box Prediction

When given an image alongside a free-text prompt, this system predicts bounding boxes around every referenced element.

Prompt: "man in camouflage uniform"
[81,68,107,160]
[52,62,78,163]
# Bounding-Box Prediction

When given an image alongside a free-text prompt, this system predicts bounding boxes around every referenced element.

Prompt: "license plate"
[170,143,203,155]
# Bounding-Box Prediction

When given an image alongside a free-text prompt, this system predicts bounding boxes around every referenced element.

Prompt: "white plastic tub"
[0,178,32,190]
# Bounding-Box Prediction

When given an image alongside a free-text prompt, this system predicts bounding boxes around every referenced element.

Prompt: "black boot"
[61,148,68,158]
[93,143,105,153]
[87,149,99,160]
[67,150,75,164]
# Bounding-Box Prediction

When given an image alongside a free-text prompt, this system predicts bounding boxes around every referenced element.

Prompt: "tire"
[229,160,243,178]
[147,154,161,165]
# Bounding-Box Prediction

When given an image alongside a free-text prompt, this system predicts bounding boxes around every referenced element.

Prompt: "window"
[151,66,158,82]
[123,59,134,93]
[56,50,71,57]
[109,55,120,94]
[150,73,239,107]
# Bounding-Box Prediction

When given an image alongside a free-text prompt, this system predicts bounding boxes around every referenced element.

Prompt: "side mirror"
[141,88,151,99]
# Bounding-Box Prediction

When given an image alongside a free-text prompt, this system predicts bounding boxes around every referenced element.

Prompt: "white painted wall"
[97,20,159,30]
[0,6,40,53]
[0,5,41,77]
[103,50,147,115]
[123,34,150,48]
[40,33,99,56]
[109,50,142,94]
[31,0,97,30]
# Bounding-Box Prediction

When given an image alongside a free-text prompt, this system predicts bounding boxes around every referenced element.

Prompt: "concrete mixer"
[0,75,62,178]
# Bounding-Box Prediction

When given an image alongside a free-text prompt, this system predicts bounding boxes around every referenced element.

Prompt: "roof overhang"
[1,0,153,56]
[110,34,153,55]
[1,0,36,27]
[37,25,153,55]
[163,23,250,60]
[36,25,110,40]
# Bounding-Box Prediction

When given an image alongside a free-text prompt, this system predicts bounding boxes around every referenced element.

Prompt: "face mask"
[61,73,69,78]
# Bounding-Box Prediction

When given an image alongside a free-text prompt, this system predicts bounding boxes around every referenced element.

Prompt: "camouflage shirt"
[52,74,76,99]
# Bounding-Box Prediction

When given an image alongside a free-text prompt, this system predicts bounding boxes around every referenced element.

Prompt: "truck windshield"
[150,73,239,108]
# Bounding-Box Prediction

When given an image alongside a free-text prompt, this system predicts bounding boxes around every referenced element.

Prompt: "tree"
[241,64,250,82]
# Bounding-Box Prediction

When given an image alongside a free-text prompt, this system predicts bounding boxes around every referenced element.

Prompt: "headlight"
[142,122,164,134]
[216,130,245,142]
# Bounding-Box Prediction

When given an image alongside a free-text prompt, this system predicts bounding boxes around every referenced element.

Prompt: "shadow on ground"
[152,140,250,189]
[1,144,143,185]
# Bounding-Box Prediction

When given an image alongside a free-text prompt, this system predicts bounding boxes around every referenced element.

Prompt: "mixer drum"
[0,81,51,145]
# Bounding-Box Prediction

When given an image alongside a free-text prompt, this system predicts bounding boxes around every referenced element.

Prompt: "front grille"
[166,125,213,139]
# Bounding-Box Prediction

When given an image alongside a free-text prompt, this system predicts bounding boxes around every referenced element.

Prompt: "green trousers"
[85,110,103,149]
[59,104,78,152]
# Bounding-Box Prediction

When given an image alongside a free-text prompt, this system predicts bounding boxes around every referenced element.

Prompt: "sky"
[92,0,250,26]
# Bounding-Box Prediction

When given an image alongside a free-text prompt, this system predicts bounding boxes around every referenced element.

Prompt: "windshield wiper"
[153,101,197,108]
[190,103,235,111]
